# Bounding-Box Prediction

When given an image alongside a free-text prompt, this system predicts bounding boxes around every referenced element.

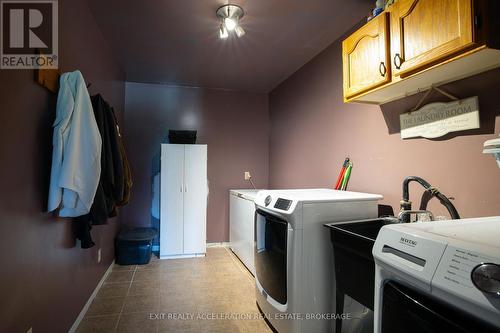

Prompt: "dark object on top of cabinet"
[168,130,197,144]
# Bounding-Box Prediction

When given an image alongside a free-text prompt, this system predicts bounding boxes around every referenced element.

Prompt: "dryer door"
[382,281,499,333]
[255,209,288,305]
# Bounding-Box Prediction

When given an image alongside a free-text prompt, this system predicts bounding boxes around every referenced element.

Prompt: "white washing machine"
[373,217,500,333]
[254,189,383,333]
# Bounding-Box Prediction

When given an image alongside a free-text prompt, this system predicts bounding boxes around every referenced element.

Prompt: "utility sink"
[329,217,399,242]
[324,217,399,311]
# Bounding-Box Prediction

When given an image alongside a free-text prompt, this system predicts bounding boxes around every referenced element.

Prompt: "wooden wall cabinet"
[342,13,390,100]
[343,0,500,104]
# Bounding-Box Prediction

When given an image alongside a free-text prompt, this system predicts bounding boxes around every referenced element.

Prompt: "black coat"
[89,94,124,223]
[74,94,125,248]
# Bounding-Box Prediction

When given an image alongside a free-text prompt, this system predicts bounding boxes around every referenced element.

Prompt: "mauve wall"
[123,82,269,242]
[269,38,500,218]
[0,1,125,332]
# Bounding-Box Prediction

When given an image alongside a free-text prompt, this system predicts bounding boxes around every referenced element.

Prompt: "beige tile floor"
[77,247,272,333]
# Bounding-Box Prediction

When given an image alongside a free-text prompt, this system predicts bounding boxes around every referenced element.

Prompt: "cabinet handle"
[180,186,183,192]
[379,62,387,77]
[185,184,188,192]
[393,53,403,69]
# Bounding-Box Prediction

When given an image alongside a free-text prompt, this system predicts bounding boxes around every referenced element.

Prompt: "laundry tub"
[324,217,398,333]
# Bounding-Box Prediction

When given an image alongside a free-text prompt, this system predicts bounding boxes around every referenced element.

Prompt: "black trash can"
[115,227,158,265]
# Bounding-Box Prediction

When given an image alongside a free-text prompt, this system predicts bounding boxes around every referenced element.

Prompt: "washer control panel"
[433,245,500,310]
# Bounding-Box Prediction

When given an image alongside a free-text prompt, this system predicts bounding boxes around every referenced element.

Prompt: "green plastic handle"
[341,164,352,190]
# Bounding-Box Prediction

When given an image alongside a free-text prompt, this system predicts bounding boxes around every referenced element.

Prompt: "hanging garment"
[74,215,95,249]
[116,135,132,205]
[111,108,132,206]
[86,95,124,224]
[47,70,102,217]
[105,105,124,208]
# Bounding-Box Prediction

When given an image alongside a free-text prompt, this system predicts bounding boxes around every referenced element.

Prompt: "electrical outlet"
[97,248,102,263]
[244,171,252,181]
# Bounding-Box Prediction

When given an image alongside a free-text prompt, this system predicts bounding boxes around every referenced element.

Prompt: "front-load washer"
[254,189,383,333]
[373,216,500,333]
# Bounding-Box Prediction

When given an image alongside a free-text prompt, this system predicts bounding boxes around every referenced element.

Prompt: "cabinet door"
[160,144,185,257]
[183,145,207,254]
[343,12,391,100]
[391,0,475,77]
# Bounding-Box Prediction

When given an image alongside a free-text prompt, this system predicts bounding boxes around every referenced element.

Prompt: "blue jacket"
[47,70,102,217]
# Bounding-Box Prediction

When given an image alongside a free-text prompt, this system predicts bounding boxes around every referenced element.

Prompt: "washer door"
[254,209,288,305]
[382,281,499,333]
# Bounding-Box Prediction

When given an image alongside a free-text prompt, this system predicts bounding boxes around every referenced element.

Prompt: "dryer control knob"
[264,195,272,206]
[471,263,500,297]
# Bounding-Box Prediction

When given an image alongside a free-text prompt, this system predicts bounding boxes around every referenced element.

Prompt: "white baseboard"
[68,260,114,333]
[154,242,229,257]
[206,242,230,248]
[159,253,206,260]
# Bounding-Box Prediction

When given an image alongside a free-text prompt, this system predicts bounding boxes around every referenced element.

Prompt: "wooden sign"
[400,96,480,139]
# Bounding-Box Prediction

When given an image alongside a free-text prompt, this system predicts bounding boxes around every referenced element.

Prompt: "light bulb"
[224,17,237,31]
[219,24,228,39]
[235,26,245,38]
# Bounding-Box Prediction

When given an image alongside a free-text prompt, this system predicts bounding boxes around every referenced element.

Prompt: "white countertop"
[229,189,263,201]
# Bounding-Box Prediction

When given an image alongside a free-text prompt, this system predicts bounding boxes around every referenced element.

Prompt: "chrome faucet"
[398,210,435,223]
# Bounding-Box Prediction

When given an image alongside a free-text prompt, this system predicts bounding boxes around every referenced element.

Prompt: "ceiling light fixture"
[235,25,245,38]
[216,4,245,39]
[219,25,229,39]
[224,17,237,31]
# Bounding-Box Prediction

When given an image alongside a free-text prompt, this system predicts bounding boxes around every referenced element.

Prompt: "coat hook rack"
[36,56,92,94]
[35,54,60,93]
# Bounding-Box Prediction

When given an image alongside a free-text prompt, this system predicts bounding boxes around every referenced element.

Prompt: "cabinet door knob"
[379,61,387,77]
[393,53,403,69]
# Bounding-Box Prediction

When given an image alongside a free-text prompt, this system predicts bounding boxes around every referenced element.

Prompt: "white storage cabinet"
[160,144,207,259]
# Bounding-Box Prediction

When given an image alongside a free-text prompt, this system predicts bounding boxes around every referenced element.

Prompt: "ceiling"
[87,0,372,93]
